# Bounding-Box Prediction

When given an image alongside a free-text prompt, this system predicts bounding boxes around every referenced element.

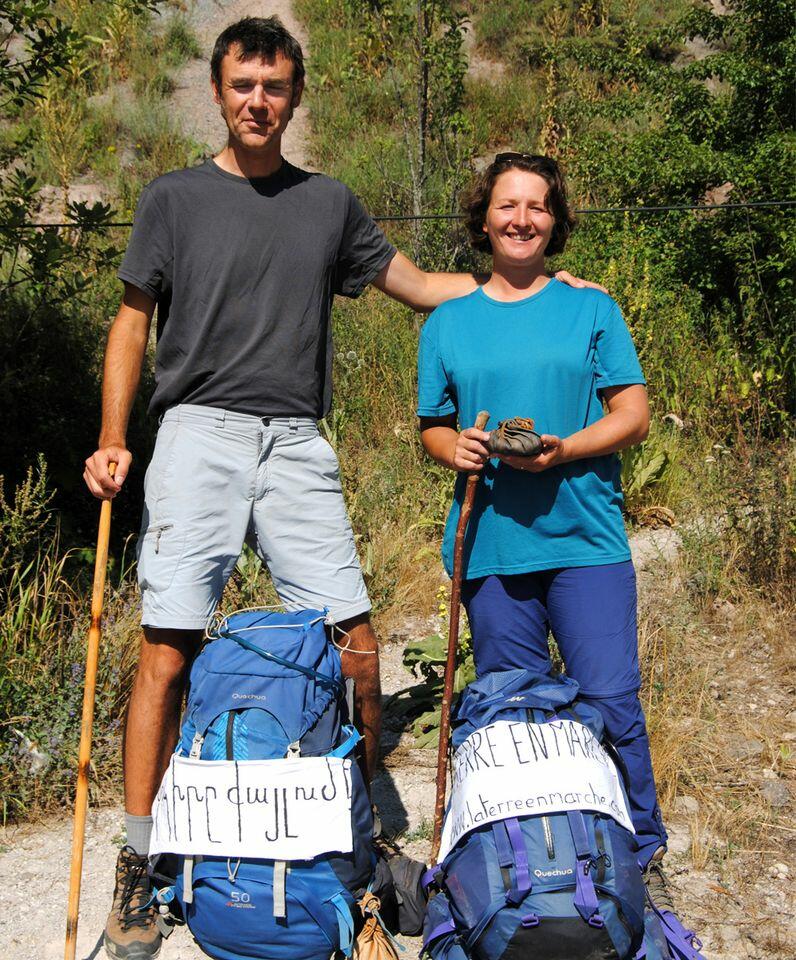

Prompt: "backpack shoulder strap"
[565,810,605,930]
[327,724,361,758]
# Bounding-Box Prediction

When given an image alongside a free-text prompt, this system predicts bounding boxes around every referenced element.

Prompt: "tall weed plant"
[679,440,795,598]
[0,462,137,819]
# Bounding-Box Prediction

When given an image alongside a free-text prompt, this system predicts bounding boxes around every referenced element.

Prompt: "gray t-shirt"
[118,160,396,418]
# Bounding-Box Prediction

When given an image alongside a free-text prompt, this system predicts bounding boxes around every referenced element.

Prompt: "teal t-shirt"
[416,279,645,578]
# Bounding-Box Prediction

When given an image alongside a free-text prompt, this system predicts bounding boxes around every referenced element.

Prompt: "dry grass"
[369,523,444,638]
[638,553,795,884]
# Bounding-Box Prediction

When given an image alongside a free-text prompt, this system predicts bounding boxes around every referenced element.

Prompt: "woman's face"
[483,169,554,266]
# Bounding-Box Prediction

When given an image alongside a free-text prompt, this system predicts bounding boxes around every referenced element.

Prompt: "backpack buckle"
[586,852,612,873]
[422,864,443,891]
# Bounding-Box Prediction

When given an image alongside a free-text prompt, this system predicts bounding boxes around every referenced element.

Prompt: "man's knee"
[336,614,380,694]
[136,627,202,692]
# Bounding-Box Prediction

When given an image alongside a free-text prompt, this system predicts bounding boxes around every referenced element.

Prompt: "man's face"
[213,46,303,153]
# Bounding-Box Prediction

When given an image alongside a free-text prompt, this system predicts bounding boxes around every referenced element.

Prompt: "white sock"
[125,813,153,856]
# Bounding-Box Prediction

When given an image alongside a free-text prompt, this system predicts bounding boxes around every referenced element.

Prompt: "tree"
[343,0,472,261]
[520,0,794,423]
[0,2,158,540]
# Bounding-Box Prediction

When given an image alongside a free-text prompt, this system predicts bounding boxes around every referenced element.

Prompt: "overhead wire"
[1,199,794,230]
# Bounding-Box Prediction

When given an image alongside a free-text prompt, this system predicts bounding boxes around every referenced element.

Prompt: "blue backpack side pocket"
[176,858,354,960]
[423,890,469,960]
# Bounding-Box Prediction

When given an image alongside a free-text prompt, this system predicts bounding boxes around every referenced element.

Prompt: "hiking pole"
[65,465,115,960]
[431,411,490,864]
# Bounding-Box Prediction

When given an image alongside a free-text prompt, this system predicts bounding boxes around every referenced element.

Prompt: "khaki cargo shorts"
[136,404,370,629]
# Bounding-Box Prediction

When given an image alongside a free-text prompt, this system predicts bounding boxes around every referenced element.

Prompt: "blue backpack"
[159,608,373,960]
[422,669,646,960]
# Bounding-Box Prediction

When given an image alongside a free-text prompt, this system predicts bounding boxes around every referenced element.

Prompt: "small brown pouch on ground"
[353,892,402,960]
[486,417,543,457]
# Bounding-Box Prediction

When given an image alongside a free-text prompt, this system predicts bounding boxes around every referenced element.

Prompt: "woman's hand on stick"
[453,427,491,472]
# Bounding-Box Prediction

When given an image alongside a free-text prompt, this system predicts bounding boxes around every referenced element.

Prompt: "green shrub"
[386,586,476,748]
[162,15,202,65]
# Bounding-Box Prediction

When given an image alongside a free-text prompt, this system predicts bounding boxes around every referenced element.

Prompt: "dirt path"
[171,0,313,168]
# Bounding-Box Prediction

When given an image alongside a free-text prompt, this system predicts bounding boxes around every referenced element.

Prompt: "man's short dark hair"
[462,153,576,257]
[211,16,305,90]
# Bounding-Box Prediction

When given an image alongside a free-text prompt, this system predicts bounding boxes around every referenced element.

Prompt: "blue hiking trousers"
[462,561,667,866]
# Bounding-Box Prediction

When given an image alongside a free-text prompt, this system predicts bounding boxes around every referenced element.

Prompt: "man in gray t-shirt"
[118,158,397,421]
[83,17,595,956]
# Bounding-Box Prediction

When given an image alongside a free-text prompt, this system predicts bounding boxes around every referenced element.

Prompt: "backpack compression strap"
[491,818,532,905]
[423,917,457,952]
[220,629,345,697]
[331,892,355,958]
[327,724,361,757]
[422,919,469,960]
[273,860,288,918]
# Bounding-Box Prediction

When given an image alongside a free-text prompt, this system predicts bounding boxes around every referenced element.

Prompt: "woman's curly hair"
[462,153,576,257]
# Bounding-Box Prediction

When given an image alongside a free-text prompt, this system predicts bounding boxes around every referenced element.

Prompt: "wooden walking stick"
[431,412,490,864]
[65,465,115,960]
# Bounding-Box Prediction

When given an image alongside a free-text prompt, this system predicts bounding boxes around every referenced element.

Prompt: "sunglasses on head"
[494,152,548,165]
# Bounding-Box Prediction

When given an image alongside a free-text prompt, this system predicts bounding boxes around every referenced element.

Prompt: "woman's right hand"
[452,427,491,472]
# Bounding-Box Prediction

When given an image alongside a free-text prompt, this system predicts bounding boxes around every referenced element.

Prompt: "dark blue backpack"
[422,669,646,960]
[159,608,373,960]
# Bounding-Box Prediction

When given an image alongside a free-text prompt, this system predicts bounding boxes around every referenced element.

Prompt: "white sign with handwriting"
[150,755,353,860]
[439,718,633,861]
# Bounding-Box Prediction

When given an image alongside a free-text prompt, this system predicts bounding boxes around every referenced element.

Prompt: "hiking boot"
[643,847,676,913]
[103,846,161,960]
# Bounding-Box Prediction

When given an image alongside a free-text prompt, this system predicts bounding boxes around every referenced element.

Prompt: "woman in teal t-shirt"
[417,153,670,890]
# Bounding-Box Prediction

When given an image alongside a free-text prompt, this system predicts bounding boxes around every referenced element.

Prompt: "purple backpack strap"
[651,901,706,960]
[504,818,532,902]
[492,818,532,905]
[565,810,605,928]
[491,818,514,872]
[423,917,457,951]
[423,864,443,892]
